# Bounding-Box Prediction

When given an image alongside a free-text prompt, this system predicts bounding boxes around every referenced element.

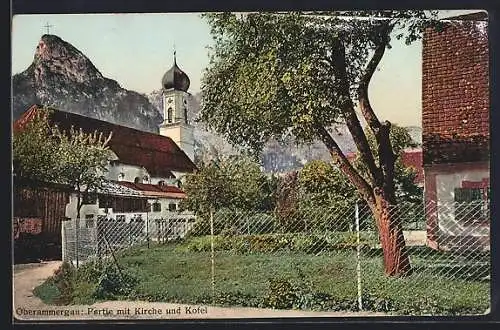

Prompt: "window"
[118,172,125,181]
[153,202,161,212]
[158,180,165,187]
[85,214,95,228]
[82,193,97,205]
[131,214,144,223]
[143,175,150,183]
[98,195,112,209]
[168,203,177,212]
[454,187,489,223]
[134,177,140,184]
[184,108,188,124]
[167,108,173,123]
[116,215,126,222]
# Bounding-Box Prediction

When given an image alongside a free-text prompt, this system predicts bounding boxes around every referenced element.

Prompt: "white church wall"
[107,162,149,183]
[150,176,177,186]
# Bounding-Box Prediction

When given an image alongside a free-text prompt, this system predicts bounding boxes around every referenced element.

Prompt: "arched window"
[167,108,173,123]
[158,180,165,187]
[134,177,140,184]
[143,175,150,183]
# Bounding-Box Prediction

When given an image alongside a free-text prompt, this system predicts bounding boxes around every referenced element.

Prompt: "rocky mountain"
[12,34,162,132]
[406,126,423,145]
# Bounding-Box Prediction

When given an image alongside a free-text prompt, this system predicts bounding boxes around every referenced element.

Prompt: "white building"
[15,54,198,230]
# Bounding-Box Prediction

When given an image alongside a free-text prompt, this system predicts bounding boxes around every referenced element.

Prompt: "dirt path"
[13,261,388,321]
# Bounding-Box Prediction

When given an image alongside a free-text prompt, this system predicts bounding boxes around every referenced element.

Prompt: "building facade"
[13,55,198,250]
[422,12,489,250]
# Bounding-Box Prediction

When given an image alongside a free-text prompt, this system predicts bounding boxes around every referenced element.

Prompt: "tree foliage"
[353,124,423,204]
[13,107,113,220]
[200,11,440,276]
[297,126,423,229]
[13,109,61,182]
[181,156,278,216]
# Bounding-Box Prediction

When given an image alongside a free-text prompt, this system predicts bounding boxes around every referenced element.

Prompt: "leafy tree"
[181,156,278,216]
[13,107,112,266]
[51,125,112,229]
[298,160,359,231]
[298,127,423,230]
[13,109,61,182]
[200,11,439,276]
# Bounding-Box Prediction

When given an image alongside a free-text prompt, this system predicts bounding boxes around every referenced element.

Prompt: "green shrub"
[51,262,77,305]
[72,281,98,305]
[177,232,376,254]
[82,261,139,299]
[35,260,140,305]
[33,279,61,305]
[262,278,299,310]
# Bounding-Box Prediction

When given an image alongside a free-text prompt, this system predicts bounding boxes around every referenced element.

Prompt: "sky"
[11,10,483,127]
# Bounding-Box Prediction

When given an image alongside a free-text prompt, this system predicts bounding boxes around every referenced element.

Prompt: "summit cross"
[43,22,53,34]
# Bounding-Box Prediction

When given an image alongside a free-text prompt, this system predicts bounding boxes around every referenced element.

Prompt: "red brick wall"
[422,18,489,165]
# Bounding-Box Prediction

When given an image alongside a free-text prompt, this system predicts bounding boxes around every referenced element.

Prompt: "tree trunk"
[75,191,81,268]
[373,190,411,276]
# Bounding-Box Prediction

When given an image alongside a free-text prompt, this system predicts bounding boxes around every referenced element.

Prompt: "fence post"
[355,202,363,311]
[129,221,133,247]
[210,208,215,303]
[61,221,66,262]
[146,211,150,249]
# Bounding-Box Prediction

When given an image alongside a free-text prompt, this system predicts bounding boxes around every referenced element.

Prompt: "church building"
[14,54,197,235]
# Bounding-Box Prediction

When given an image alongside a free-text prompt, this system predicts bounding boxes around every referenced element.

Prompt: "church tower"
[159,52,195,162]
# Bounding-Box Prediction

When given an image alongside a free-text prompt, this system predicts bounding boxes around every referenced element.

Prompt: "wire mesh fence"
[61,199,490,315]
[61,212,197,265]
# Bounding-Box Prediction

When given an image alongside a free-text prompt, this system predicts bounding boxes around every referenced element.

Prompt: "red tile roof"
[14,105,197,177]
[115,181,186,199]
[116,181,184,194]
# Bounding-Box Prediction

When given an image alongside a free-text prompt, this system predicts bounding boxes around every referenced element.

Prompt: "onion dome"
[161,51,190,92]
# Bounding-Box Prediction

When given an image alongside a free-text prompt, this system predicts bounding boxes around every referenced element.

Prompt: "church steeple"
[161,50,190,92]
[159,52,194,163]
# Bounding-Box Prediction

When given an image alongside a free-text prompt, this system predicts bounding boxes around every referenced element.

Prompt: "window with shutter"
[168,203,177,212]
[454,187,489,223]
[153,202,162,212]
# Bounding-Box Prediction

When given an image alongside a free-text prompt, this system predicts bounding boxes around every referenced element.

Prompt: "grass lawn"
[36,241,490,315]
[115,243,489,314]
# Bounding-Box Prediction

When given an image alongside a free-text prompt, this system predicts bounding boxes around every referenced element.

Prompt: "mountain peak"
[12,35,162,132]
[33,34,104,83]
